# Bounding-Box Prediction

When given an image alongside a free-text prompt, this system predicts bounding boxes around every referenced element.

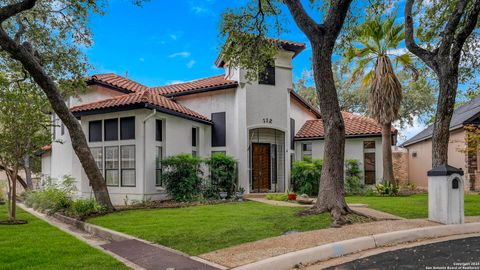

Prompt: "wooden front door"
[252,143,270,192]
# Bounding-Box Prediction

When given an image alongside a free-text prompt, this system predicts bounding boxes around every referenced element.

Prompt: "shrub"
[66,199,105,218]
[206,153,237,197]
[23,176,75,213]
[161,154,203,201]
[344,159,368,195]
[291,157,322,196]
[375,182,400,196]
[266,193,288,201]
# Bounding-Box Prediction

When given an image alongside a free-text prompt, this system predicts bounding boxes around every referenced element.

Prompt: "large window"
[290,118,295,150]
[89,120,102,142]
[259,64,275,85]
[211,112,226,147]
[90,147,103,175]
[121,145,136,187]
[104,118,119,141]
[156,119,163,142]
[120,117,135,140]
[156,146,163,187]
[105,146,119,186]
[302,143,312,160]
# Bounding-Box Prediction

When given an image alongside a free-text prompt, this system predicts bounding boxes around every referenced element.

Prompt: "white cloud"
[167,80,186,85]
[190,1,213,15]
[387,47,409,56]
[170,34,178,40]
[139,57,145,62]
[169,52,191,58]
[186,60,196,69]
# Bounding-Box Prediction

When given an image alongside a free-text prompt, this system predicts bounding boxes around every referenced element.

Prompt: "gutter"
[142,109,157,201]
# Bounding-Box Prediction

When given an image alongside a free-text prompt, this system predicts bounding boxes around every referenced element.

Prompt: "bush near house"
[344,159,371,195]
[161,153,239,201]
[290,157,323,196]
[161,154,204,202]
[206,153,237,197]
[22,176,105,219]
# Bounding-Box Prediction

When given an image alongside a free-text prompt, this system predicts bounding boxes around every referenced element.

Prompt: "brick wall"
[392,147,409,185]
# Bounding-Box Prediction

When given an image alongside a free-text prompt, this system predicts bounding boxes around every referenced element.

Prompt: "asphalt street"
[328,237,480,270]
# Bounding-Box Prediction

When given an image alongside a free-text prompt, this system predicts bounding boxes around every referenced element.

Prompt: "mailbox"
[427,164,464,224]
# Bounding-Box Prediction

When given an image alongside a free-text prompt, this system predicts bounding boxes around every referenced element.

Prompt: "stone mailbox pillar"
[428,164,464,225]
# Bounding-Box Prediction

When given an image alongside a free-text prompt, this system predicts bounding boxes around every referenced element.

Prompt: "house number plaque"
[262,118,273,124]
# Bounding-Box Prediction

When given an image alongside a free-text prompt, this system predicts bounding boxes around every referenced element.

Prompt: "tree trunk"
[8,167,18,221]
[311,41,350,226]
[382,122,395,185]
[0,28,114,211]
[431,69,458,168]
[0,164,27,189]
[24,154,33,189]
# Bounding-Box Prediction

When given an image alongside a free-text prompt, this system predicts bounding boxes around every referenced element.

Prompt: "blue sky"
[87,0,312,87]
[86,0,423,141]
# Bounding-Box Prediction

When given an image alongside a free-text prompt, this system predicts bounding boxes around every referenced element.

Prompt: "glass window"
[192,127,198,147]
[121,145,135,187]
[211,112,226,147]
[156,146,163,187]
[364,152,376,185]
[259,64,275,85]
[104,118,118,141]
[105,146,119,186]
[364,141,376,149]
[120,117,135,140]
[90,147,103,175]
[156,119,163,142]
[302,143,312,160]
[89,120,102,142]
[61,122,65,136]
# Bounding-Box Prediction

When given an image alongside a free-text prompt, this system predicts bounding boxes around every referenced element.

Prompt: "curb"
[232,222,480,270]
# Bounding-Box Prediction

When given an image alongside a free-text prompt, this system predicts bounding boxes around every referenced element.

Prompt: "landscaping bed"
[89,201,332,255]
[0,205,128,270]
[346,193,480,219]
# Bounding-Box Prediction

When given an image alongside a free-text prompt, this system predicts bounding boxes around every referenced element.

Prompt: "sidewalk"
[18,203,222,270]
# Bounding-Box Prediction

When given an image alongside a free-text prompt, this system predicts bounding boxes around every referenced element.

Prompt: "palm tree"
[345,16,414,186]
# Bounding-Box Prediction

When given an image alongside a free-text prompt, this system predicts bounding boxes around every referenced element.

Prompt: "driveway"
[327,236,480,270]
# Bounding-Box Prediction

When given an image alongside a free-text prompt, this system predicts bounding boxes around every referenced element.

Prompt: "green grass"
[89,202,331,255]
[346,193,480,219]
[0,205,128,270]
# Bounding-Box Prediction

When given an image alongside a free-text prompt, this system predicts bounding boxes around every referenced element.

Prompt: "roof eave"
[294,133,383,141]
[162,84,239,98]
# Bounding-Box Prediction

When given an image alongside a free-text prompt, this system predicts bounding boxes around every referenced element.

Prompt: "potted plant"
[219,189,228,200]
[235,187,245,201]
[287,190,297,201]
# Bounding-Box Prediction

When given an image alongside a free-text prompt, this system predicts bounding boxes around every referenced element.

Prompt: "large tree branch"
[0,0,36,23]
[323,0,354,42]
[283,0,322,40]
[439,0,469,56]
[0,164,27,189]
[451,0,480,58]
[404,0,438,70]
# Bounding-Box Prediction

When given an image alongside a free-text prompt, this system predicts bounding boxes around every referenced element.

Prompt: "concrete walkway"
[18,203,221,270]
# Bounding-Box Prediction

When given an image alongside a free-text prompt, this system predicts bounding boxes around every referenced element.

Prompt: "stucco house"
[402,95,480,191]
[41,40,391,205]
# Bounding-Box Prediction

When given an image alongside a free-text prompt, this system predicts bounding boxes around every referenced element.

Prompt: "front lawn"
[0,205,128,270]
[346,193,480,219]
[89,201,331,255]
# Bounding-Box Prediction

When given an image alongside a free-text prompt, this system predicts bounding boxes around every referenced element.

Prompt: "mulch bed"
[0,219,28,225]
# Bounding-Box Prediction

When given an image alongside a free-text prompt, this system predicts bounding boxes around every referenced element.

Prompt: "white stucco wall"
[295,137,384,184]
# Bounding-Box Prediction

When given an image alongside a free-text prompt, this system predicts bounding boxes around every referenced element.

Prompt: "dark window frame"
[258,64,275,85]
[192,127,198,147]
[89,120,103,142]
[290,118,295,150]
[156,119,163,142]
[211,112,226,147]
[104,118,119,141]
[104,146,120,187]
[155,146,163,187]
[120,117,135,140]
[120,145,136,187]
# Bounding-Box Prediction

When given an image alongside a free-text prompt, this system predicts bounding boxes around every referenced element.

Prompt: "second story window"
[302,143,312,160]
[156,119,163,142]
[89,120,102,142]
[120,117,135,140]
[259,64,275,85]
[104,118,119,141]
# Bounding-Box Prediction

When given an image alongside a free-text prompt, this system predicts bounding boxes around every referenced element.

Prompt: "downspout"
[143,109,157,201]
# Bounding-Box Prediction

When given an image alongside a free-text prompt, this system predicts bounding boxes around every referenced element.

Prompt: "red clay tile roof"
[295,112,396,139]
[152,75,238,96]
[87,73,148,93]
[70,91,210,123]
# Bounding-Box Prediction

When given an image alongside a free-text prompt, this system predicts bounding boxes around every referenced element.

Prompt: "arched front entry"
[248,128,285,193]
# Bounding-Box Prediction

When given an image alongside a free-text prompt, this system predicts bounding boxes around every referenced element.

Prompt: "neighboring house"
[41,40,391,205]
[402,95,480,191]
